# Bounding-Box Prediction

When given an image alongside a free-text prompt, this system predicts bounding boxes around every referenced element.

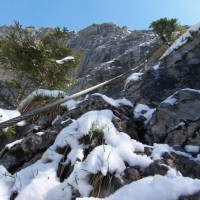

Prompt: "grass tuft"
[89,173,114,197]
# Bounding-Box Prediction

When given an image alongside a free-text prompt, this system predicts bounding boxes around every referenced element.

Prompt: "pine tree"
[0,22,80,107]
[149,18,182,45]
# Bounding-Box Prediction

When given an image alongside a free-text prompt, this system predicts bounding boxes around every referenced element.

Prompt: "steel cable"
[0,62,144,130]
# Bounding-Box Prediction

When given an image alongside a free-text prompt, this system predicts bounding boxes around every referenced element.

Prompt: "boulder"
[0,94,137,173]
[145,89,200,146]
[0,127,60,173]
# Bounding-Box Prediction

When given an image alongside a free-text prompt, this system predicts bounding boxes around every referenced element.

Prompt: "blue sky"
[0,0,200,31]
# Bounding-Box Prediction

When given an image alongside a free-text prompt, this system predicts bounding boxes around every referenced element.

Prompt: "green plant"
[0,126,16,136]
[149,18,184,45]
[88,122,105,141]
[80,121,106,147]
[0,21,80,107]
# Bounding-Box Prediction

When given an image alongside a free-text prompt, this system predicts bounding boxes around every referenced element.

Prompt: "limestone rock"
[145,89,200,146]
[67,23,159,98]
[125,30,200,105]
[0,128,59,173]
[123,167,141,183]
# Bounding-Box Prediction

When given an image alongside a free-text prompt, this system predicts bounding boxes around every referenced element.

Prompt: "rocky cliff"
[124,25,200,105]
[0,22,200,200]
[67,23,160,97]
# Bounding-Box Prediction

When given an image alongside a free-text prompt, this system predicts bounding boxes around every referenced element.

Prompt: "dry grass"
[80,122,105,146]
[19,96,65,124]
[89,173,114,197]
[148,45,168,63]
[79,122,105,163]
[56,145,73,182]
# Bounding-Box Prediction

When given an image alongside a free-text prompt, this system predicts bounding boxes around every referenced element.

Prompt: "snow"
[124,73,143,90]
[56,56,75,64]
[0,166,15,199]
[185,145,200,153]
[174,122,185,129]
[182,88,200,94]
[35,132,45,136]
[78,174,200,200]
[153,62,160,70]
[161,21,200,59]
[92,93,133,107]
[151,143,172,160]
[61,99,80,110]
[51,115,61,126]
[0,108,26,131]
[5,138,23,149]
[115,98,133,107]
[151,143,197,162]
[33,125,42,131]
[161,88,200,106]
[125,72,143,84]
[0,109,152,200]
[94,93,119,107]
[138,34,158,48]
[162,95,177,105]
[134,104,156,124]
[19,89,66,109]
[84,145,126,175]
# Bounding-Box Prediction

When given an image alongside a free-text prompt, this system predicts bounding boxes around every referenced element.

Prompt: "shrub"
[0,21,80,107]
[149,18,185,45]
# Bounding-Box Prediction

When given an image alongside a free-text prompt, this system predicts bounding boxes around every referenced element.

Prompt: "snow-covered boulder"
[0,92,200,200]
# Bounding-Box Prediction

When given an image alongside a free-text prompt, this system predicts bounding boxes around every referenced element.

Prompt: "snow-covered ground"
[0,109,151,200]
[77,173,200,200]
[1,90,200,200]
[1,98,200,199]
[79,173,200,200]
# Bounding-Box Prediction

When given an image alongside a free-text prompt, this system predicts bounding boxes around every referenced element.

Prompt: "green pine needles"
[0,21,80,107]
[149,17,186,45]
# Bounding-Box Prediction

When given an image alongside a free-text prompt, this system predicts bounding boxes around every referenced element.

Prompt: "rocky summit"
[0,22,200,200]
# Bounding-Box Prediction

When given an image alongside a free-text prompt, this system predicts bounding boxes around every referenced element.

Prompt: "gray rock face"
[125,30,200,105]
[68,23,159,97]
[145,89,200,146]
